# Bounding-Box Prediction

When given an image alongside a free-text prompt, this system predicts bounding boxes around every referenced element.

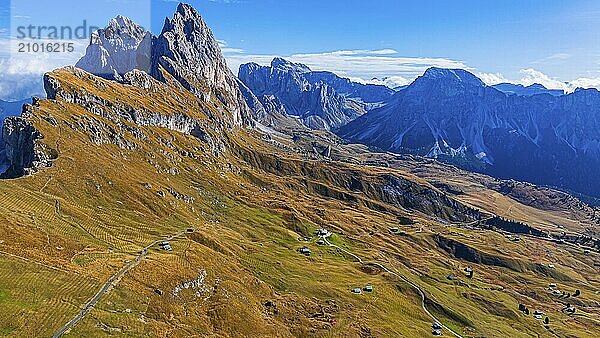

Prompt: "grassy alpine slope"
[0,19,599,338]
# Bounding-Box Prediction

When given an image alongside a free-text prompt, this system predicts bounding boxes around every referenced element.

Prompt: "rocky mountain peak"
[271,58,311,73]
[238,58,365,130]
[152,3,249,126]
[404,67,486,98]
[76,15,152,80]
[75,4,250,127]
[107,15,144,35]
[161,3,206,35]
[421,67,485,87]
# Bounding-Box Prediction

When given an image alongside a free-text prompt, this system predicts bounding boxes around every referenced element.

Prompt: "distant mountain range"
[338,67,600,198]
[493,83,564,97]
[66,11,600,199]
[238,58,393,130]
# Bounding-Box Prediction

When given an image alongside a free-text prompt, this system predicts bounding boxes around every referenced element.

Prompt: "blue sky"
[1,0,600,99]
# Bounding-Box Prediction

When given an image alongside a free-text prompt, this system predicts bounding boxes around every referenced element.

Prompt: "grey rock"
[151,3,250,127]
[75,4,251,128]
[76,15,152,79]
[237,78,293,128]
[1,115,54,177]
[239,58,365,130]
[304,71,394,103]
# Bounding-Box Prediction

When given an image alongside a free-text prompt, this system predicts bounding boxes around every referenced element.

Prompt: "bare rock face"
[237,79,291,128]
[0,98,31,172]
[151,3,249,126]
[75,16,152,80]
[75,4,251,128]
[1,114,54,178]
[238,58,365,131]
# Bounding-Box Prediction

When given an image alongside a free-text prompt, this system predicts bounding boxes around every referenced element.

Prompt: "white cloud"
[0,37,87,100]
[546,53,572,61]
[0,59,45,101]
[532,53,572,65]
[477,68,571,91]
[207,0,245,3]
[352,76,412,89]
[477,72,509,86]
[329,49,399,56]
[217,39,244,54]
[478,68,600,93]
[519,68,569,90]
[569,76,600,90]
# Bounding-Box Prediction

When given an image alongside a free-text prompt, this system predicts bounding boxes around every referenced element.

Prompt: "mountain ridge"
[493,82,565,97]
[339,67,600,198]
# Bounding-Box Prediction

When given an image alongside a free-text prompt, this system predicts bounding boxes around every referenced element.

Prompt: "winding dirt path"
[53,228,192,338]
[321,233,463,338]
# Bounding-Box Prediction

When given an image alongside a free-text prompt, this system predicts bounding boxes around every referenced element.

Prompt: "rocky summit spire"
[75,15,153,80]
[152,3,249,126]
[75,3,250,127]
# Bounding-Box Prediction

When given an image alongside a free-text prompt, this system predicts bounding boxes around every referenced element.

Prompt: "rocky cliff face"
[76,3,249,127]
[151,3,250,127]
[304,71,394,103]
[75,16,152,80]
[0,98,33,173]
[236,78,296,128]
[1,112,55,178]
[238,58,366,130]
[339,67,600,198]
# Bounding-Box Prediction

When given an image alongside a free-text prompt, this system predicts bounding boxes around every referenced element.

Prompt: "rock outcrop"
[237,79,294,128]
[75,15,152,80]
[0,98,32,173]
[151,3,249,126]
[43,69,225,156]
[304,71,394,103]
[76,3,250,127]
[1,114,54,178]
[238,58,366,130]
